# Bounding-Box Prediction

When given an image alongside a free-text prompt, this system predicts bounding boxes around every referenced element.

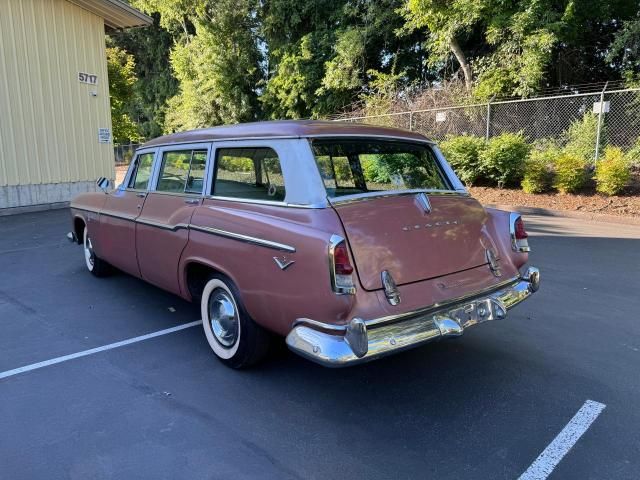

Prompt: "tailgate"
[332,194,490,290]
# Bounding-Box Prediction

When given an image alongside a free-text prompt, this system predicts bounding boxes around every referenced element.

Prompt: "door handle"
[136,192,146,198]
[184,199,200,205]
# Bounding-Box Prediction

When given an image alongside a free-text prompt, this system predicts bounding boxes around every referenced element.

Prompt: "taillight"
[514,217,528,239]
[329,235,356,294]
[333,242,353,275]
[510,213,530,253]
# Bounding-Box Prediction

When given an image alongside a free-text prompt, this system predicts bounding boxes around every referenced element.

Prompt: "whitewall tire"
[201,274,271,368]
[83,226,110,277]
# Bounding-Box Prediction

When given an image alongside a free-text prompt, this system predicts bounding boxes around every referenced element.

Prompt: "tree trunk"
[450,37,472,90]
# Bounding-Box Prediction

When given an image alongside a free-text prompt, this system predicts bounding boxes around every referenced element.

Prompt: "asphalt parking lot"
[1,208,639,479]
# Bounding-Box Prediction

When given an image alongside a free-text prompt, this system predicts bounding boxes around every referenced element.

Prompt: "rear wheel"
[201,275,270,368]
[83,226,110,277]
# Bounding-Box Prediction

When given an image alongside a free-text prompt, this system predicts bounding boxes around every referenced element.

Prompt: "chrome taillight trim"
[329,234,356,295]
[509,212,531,253]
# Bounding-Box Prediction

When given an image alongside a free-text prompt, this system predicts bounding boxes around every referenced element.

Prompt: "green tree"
[134,0,262,131]
[608,15,640,87]
[109,13,178,139]
[106,46,141,143]
[401,0,485,90]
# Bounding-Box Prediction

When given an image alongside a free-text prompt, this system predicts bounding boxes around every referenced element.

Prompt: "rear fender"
[484,207,529,271]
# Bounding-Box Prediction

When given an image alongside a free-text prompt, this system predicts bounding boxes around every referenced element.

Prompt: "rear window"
[311,139,451,198]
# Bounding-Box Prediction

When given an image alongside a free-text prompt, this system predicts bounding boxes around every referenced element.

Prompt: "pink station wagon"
[68,121,540,368]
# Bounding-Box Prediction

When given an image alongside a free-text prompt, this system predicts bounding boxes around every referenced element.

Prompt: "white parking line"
[0,320,202,381]
[518,400,606,480]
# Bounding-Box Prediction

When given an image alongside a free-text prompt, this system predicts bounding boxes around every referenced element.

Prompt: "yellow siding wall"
[0,0,114,188]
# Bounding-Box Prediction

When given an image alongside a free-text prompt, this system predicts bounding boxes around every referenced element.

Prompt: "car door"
[136,144,211,295]
[99,149,156,277]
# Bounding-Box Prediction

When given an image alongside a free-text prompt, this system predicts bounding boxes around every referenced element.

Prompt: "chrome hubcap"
[208,288,239,348]
[84,234,94,268]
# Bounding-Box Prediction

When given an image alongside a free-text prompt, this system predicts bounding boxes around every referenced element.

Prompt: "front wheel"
[83,226,110,277]
[201,275,271,368]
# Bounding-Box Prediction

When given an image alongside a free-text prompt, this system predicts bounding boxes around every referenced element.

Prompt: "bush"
[553,153,589,193]
[361,155,391,183]
[521,145,558,193]
[563,113,603,162]
[627,138,640,169]
[439,135,486,185]
[479,132,530,186]
[595,146,631,195]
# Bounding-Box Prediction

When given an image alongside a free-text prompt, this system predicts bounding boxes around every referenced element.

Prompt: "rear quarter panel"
[182,200,385,336]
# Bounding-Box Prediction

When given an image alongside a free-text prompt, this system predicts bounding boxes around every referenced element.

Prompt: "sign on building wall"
[98,128,111,143]
[78,72,98,85]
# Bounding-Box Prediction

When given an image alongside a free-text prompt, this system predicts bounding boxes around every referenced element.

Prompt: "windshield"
[311,139,452,198]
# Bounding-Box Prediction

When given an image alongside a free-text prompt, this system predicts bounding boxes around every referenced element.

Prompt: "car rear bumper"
[286,266,540,367]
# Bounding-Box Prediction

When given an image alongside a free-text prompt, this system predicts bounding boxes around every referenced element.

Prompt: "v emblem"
[273,256,295,270]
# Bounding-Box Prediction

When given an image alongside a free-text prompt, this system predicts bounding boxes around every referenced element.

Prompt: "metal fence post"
[594,82,608,161]
[409,111,414,131]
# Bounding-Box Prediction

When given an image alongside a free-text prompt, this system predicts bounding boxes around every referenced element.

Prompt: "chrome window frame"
[123,147,159,193]
[206,139,322,208]
[305,137,468,206]
[150,143,213,196]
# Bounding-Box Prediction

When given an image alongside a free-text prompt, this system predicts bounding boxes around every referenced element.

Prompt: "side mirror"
[96,177,111,193]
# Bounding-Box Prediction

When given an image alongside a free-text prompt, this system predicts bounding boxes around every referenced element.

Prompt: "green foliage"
[219,156,254,172]
[608,18,640,87]
[627,137,640,168]
[479,133,530,186]
[106,46,141,143]
[135,0,262,132]
[553,153,589,193]
[521,144,558,193]
[108,13,178,139]
[124,0,639,134]
[439,135,485,185]
[594,146,631,195]
[563,113,603,163]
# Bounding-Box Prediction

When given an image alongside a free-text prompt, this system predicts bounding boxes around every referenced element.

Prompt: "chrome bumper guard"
[286,267,540,367]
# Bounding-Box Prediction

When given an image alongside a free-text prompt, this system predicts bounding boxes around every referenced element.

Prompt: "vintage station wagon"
[68,121,540,368]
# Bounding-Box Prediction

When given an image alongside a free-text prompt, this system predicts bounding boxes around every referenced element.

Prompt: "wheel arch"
[73,215,86,245]
[181,258,239,303]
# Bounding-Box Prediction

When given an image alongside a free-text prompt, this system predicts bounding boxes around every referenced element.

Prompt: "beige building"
[0,0,150,213]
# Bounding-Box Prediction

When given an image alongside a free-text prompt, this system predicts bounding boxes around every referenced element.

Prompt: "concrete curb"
[0,201,69,217]
[484,203,640,226]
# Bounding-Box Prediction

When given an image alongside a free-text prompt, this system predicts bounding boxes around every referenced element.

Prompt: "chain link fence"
[114,143,140,166]
[333,88,640,159]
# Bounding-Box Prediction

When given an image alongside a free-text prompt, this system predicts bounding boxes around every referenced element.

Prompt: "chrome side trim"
[328,189,469,206]
[205,195,327,209]
[190,224,296,253]
[136,218,190,232]
[72,207,138,222]
[71,206,297,253]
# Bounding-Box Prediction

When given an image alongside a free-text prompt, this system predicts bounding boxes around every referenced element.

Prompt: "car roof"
[142,120,432,148]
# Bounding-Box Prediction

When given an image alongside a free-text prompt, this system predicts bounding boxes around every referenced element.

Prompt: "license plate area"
[447,298,507,328]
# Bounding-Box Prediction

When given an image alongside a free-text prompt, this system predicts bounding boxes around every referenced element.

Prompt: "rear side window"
[311,139,451,198]
[129,152,155,190]
[212,147,285,202]
[156,149,208,194]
